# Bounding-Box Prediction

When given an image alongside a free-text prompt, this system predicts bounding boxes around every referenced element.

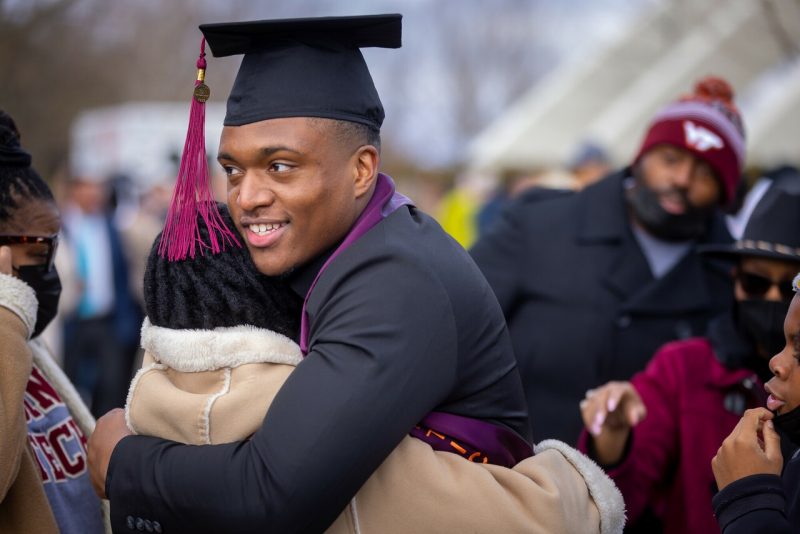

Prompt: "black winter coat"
[471,170,733,443]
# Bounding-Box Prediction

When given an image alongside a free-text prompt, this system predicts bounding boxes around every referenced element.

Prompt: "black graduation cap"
[199,14,402,130]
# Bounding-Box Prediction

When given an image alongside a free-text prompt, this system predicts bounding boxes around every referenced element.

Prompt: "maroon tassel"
[159,37,240,261]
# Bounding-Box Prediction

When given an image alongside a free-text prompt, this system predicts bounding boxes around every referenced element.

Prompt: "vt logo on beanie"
[634,77,745,206]
[684,120,724,152]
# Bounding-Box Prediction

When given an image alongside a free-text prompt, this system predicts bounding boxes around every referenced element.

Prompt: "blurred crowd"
[38,174,169,416]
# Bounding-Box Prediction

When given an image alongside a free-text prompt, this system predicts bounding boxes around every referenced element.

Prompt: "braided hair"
[144,203,301,339]
[0,110,55,224]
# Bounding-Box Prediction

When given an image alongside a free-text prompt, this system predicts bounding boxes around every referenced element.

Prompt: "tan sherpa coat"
[127,318,626,533]
[0,273,110,534]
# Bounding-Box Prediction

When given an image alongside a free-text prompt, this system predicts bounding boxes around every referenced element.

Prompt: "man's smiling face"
[219,117,377,277]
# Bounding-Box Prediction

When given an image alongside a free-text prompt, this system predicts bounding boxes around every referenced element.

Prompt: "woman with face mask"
[577,187,800,534]
[712,274,800,532]
[0,110,106,533]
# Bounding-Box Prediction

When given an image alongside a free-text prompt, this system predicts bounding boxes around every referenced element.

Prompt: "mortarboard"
[200,14,402,130]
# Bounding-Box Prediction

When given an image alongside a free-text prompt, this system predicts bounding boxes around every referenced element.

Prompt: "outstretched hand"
[712,408,783,490]
[88,408,132,499]
[580,381,646,465]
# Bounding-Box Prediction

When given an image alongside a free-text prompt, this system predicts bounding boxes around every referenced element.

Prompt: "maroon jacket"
[579,327,766,533]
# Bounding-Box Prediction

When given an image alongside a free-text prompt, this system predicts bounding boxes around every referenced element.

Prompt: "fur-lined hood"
[140,317,302,371]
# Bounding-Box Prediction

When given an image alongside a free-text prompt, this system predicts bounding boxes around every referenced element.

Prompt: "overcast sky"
[192,0,659,168]
[266,1,654,167]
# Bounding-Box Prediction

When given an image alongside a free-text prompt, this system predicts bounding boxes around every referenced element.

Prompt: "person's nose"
[236,174,275,212]
[672,160,693,190]
[764,283,784,302]
[769,345,792,379]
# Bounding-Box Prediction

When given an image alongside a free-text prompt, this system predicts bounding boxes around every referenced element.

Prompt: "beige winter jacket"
[127,318,626,533]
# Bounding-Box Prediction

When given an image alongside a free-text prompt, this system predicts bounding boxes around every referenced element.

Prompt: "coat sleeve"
[469,198,527,315]
[328,436,625,534]
[0,274,37,501]
[579,345,682,524]
[105,252,460,533]
[712,474,792,534]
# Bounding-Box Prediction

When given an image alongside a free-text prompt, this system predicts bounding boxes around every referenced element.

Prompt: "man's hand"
[580,381,646,465]
[712,407,783,490]
[88,408,132,498]
[0,246,13,276]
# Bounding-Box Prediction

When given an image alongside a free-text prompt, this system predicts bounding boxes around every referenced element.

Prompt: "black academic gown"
[470,170,733,443]
[105,204,531,534]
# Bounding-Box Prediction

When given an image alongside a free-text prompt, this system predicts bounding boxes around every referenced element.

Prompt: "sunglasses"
[737,271,795,300]
[0,234,59,272]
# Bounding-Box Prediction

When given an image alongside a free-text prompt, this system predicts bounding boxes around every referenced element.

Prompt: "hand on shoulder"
[88,408,133,499]
[0,246,12,276]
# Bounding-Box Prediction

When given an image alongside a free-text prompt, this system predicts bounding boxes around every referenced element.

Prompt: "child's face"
[766,293,800,415]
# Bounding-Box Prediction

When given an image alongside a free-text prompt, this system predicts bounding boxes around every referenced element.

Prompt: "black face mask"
[736,299,791,360]
[625,172,714,242]
[774,405,800,449]
[15,264,61,338]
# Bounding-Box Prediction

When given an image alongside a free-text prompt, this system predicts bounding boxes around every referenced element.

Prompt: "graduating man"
[88,15,622,533]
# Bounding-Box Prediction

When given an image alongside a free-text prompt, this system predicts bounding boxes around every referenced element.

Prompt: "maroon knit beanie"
[634,77,745,206]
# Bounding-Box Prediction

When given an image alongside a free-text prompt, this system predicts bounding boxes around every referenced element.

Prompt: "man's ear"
[353,145,379,199]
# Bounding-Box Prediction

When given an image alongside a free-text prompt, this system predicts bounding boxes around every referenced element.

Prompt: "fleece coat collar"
[140,317,302,371]
[0,272,37,339]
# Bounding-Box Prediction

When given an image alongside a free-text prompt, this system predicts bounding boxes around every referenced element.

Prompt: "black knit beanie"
[143,202,302,339]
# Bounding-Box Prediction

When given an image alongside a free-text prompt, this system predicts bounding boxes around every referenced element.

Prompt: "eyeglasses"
[0,234,59,272]
[737,271,796,300]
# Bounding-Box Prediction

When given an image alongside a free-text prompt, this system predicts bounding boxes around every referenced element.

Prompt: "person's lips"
[241,220,288,248]
[765,383,786,412]
[658,193,687,215]
[767,394,785,412]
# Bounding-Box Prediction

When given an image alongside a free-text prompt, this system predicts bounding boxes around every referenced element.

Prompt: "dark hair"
[310,117,381,153]
[0,110,55,223]
[144,203,302,339]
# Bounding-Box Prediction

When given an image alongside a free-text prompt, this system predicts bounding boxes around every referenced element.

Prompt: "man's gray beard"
[625,169,714,242]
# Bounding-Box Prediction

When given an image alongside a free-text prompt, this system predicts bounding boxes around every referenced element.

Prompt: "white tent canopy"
[467,0,800,172]
[743,58,800,168]
[70,102,227,189]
